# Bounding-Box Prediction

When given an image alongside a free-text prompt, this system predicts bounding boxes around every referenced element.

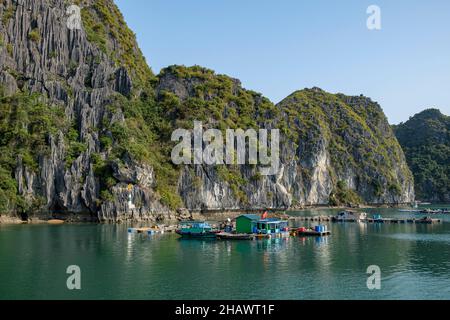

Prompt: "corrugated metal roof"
[238,214,261,221]
[259,218,285,223]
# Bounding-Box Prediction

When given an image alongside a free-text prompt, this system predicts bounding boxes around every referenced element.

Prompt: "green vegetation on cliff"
[277,88,412,204]
[103,93,183,209]
[0,0,415,217]
[152,68,413,206]
[394,109,450,202]
[329,180,363,206]
[157,65,279,131]
[155,65,280,203]
[79,0,154,88]
[0,90,65,213]
[76,1,183,209]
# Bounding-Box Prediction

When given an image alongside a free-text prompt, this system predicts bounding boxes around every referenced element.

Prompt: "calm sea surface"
[1,206,450,300]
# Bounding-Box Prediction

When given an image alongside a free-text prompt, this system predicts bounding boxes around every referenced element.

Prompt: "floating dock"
[290,216,332,222]
[216,232,255,240]
[128,227,164,234]
[295,230,331,237]
[253,233,290,239]
[365,218,441,224]
[290,216,442,224]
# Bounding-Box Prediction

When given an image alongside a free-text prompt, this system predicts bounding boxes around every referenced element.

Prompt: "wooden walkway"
[290,216,441,224]
[365,218,441,224]
[290,216,332,222]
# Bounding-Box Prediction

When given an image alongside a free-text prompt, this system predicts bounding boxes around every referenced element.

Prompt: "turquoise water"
[0,207,449,300]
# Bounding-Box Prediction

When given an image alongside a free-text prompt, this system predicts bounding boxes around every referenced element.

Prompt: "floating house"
[235,214,260,234]
[334,210,367,222]
[255,219,289,234]
[235,214,289,235]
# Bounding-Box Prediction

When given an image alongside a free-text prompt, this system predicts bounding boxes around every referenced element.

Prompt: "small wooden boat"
[297,230,331,237]
[333,211,367,222]
[48,219,64,225]
[128,227,152,234]
[296,227,331,237]
[420,208,450,214]
[415,216,440,224]
[255,233,271,239]
[216,232,255,240]
[176,221,219,239]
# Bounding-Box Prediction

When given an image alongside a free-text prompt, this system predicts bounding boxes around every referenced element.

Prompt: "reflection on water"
[0,206,449,300]
[382,233,450,243]
[126,233,135,261]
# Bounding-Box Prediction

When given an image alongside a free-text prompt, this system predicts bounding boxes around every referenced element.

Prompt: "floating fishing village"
[126,207,445,240]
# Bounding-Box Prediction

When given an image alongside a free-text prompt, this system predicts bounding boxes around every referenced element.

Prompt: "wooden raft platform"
[216,232,255,240]
[128,227,163,234]
[296,230,331,237]
[290,216,332,222]
[365,218,441,224]
[290,216,442,224]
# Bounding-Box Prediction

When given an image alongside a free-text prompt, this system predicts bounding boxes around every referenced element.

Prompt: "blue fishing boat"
[175,221,219,239]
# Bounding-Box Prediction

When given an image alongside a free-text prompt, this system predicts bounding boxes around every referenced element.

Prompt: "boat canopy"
[179,221,211,229]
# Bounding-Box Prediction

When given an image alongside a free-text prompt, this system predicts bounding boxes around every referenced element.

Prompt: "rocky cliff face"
[277,89,414,206]
[156,69,414,210]
[394,109,449,203]
[0,0,414,222]
[0,0,174,221]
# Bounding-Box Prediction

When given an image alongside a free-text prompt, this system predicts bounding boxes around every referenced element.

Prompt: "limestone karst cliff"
[0,0,414,222]
[394,109,449,203]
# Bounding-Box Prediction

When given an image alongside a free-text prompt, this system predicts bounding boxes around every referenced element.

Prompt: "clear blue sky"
[115,0,450,124]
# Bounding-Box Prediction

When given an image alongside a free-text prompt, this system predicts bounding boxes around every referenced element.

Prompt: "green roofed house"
[235,214,261,234]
